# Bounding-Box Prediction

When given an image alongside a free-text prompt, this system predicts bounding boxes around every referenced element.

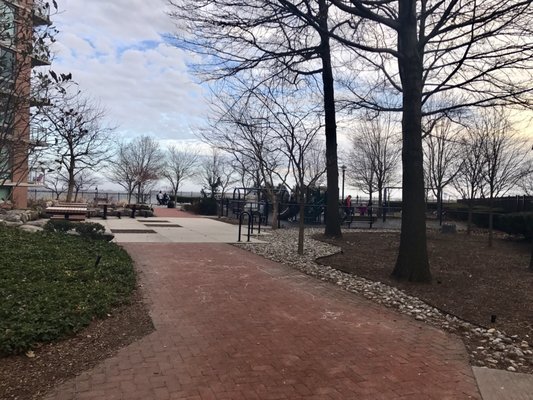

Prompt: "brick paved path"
[44,242,480,399]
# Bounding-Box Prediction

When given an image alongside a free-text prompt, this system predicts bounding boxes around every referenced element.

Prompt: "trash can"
[167,200,176,209]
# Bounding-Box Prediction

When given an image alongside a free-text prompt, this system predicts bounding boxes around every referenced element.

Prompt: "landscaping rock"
[19,225,43,233]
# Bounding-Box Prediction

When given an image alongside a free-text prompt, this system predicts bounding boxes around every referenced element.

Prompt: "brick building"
[0,0,50,208]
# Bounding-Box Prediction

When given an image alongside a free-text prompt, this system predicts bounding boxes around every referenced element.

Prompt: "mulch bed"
[0,285,154,400]
[317,230,533,341]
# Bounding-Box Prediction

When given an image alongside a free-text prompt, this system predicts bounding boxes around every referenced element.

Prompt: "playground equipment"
[226,186,290,224]
[278,187,327,224]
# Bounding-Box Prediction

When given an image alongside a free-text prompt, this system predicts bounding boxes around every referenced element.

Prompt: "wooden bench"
[46,203,88,221]
[346,214,377,228]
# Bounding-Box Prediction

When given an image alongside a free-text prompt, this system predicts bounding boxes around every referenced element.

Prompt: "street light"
[341,165,346,201]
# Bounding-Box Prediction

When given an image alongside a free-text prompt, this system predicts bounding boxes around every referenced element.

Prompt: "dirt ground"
[0,285,154,400]
[317,230,533,341]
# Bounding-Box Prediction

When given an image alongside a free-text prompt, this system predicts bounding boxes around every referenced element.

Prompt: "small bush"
[74,222,106,239]
[43,220,108,241]
[199,198,218,215]
[43,219,74,233]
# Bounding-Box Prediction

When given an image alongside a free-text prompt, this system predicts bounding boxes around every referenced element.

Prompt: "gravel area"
[236,227,533,374]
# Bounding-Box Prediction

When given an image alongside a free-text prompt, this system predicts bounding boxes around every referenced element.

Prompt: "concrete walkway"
[42,208,488,399]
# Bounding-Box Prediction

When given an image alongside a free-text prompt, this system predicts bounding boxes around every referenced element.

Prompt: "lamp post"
[341,165,346,201]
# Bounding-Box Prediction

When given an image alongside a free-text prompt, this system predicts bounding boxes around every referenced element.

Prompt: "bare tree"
[323,0,533,282]
[68,169,98,202]
[476,109,531,247]
[162,144,199,200]
[44,171,67,200]
[304,140,327,188]
[231,156,262,189]
[199,148,235,198]
[107,137,163,204]
[518,173,533,196]
[263,89,326,255]
[346,114,401,216]
[168,0,344,237]
[40,92,114,202]
[107,140,138,203]
[423,118,463,225]
[453,128,486,235]
[201,82,291,228]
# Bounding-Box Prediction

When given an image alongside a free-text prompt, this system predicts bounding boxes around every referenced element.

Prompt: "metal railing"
[32,0,51,26]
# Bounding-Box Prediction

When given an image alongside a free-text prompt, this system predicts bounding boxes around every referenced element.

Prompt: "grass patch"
[0,225,135,355]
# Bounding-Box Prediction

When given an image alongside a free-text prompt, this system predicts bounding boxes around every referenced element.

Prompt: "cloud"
[50,0,207,142]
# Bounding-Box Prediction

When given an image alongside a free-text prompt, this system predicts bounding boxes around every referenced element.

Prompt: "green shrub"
[199,197,218,215]
[74,222,106,239]
[0,225,135,355]
[43,219,74,233]
[43,220,107,241]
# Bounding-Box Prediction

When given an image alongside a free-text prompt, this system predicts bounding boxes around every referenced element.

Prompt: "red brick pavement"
[43,243,481,399]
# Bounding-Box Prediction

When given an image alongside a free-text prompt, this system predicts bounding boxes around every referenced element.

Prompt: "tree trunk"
[377,186,383,218]
[488,195,494,248]
[298,187,305,255]
[66,169,75,202]
[391,0,431,282]
[270,191,279,230]
[318,0,341,238]
[437,187,442,226]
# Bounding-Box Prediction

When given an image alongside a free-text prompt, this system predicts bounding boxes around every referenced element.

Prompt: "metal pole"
[341,165,346,201]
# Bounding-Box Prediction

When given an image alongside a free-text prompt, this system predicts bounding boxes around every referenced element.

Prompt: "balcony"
[31,42,50,67]
[32,0,51,26]
[29,93,50,107]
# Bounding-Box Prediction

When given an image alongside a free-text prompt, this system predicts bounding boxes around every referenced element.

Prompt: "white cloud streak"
[51,0,207,142]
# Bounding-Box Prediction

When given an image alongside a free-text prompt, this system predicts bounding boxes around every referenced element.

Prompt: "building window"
[0,144,11,180]
[0,46,15,90]
[0,2,16,45]
[0,96,14,126]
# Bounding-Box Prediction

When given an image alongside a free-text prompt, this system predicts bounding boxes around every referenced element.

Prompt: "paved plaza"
[41,207,532,399]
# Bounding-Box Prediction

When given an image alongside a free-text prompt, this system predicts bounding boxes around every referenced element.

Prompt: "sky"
[50,0,208,190]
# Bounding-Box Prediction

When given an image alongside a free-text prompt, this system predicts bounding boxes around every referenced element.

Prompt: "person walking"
[344,195,353,220]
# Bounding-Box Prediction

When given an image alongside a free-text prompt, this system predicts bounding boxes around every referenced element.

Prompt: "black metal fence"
[27,189,202,205]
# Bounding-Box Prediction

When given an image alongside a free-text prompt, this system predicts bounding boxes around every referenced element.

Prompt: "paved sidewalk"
[43,236,481,399]
[473,367,533,400]
[97,208,263,244]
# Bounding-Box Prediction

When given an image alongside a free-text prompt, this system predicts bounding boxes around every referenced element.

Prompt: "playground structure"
[278,186,327,224]
[221,186,335,226]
